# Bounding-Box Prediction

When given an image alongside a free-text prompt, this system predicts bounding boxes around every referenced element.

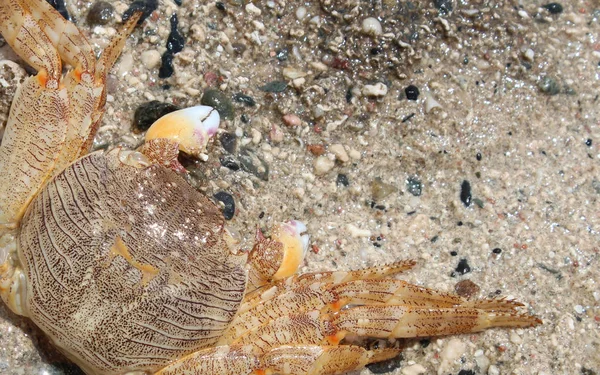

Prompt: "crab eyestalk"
[144,105,220,160]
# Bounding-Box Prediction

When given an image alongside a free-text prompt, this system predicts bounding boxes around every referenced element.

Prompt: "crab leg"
[156,344,400,375]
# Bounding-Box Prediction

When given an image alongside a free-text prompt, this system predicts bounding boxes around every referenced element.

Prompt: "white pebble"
[401,364,426,375]
[140,50,161,69]
[346,224,372,238]
[509,331,523,344]
[283,67,307,79]
[523,48,535,62]
[488,365,500,375]
[362,17,383,36]
[313,155,335,175]
[362,82,388,97]
[440,338,466,362]
[574,304,584,314]
[296,6,308,20]
[245,3,262,15]
[330,144,349,162]
[424,91,442,113]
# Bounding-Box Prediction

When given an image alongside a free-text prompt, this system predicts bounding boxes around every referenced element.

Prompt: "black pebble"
[366,353,404,374]
[174,0,182,5]
[240,114,250,123]
[123,0,158,24]
[492,248,502,254]
[336,174,350,187]
[346,87,353,103]
[455,258,471,275]
[476,152,482,161]
[132,101,179,133]
[166,14,185,54]
[87,1,114,25]
[219,155,240,171]
[214,192,235,220]
[404,85,420,100]
[458,370,476,375]
[202,89,234,119]
[259,81,288,93]
[275,49,289,61]
[158,52,175,79]
[434,0,453,13]
[215,2,226,11]
[585,138,592,147]
[406,177,422,196]
[420,339,430,348]
[46,0,71,20]
[450,251,458,256]
[543,2,564,14]
[219,132,237,153]
[233,93,256,107]
[460,180,472,207]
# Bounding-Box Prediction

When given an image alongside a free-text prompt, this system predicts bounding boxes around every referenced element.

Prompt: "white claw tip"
[145,105,220,157]
[272,220,310,280]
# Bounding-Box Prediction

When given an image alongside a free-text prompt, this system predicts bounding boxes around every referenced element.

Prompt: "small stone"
[402,363,426,375]
[282,114,302,127]
[363,82,388,97]
[434,0,453,13]
[371,177,397,201]
[440,338,466,363]
[538,76,560,95]
[132,101,179,133]
[585,138,592,146]
[259,81,288,93]
[330,144,349,162]
[306,144,326,156]
[296,6,308,20]
[362,17,383,36]
[269,125,284,143]
[543,2,563,14]
[140,50,162,69]
[201,89,234,119]
[86,1,114,25]
[283,67,307,80]
[245,3,262,15]
[213,192,235,220]
[405,85,420,100]
[233,93,256,107]
[314,155,335,175]
[366,353,403,374]
[455,279,480,298]
[492,247,502,254]
[275,48,289,61]
[424,91,442,113]
[523,48,535,62]
[123,0,158,24]
[406,177,422,196]
[239,147,269,180]
[460,180,472,207]
[219,155,240,171]
[488,365,500,375]
[455,258,471,275]
[336,174,349,187]
[458,370,476,375]
[166,14,184,54]
[220,132,237,153]
[574,304,584,314]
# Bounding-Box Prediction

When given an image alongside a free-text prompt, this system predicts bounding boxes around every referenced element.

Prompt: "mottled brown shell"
[17,151,247,375]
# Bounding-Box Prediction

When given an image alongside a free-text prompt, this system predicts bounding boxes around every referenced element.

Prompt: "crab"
[0,1,541,375]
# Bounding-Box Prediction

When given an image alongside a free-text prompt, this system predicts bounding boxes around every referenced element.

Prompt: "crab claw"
[144,105,220,158]
[271,220,310,280]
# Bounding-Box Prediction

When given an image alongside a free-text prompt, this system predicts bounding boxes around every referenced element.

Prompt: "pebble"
[362,17,383,36]
[455,279,480,298]
[306,144,326,156]
[440,338,466,363]
[313,155,335,175]
[424,91,442,113]
[282,114,302,127]
[259,81,288,93]
[86,1,114,25]
[201,89,234,119]
[538,76,560,95]
[213,192,235,220]
[460,180,472,207]
[239,147,269,181]
[233,93,256,107]
[245,3,262,15]
[454,258,472,275]
[282,67,307,80]
[132,101,179,133]
[330,144,349,162]
[401,364,426,375]
[458,370,475,375]
[140,50,161,69]
[336,174,350,187]
[509,331,523,345]
[574,304,584,314]
[371,178,397,201]
[523,48,535,62]
[346,224,372,238]
[219,155,240,171]
[543,2,564,14]
[434,0,453,13]
[363,82,388,97]
[406,177,422,196]
[296,6,308,21]
[123,0,158,24]
[405,85,420,100]
[220,132,237,153]
[488,365,500,375]
[366,353,403,374]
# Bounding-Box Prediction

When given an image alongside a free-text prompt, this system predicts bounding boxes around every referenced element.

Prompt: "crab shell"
[17,148,248,374]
